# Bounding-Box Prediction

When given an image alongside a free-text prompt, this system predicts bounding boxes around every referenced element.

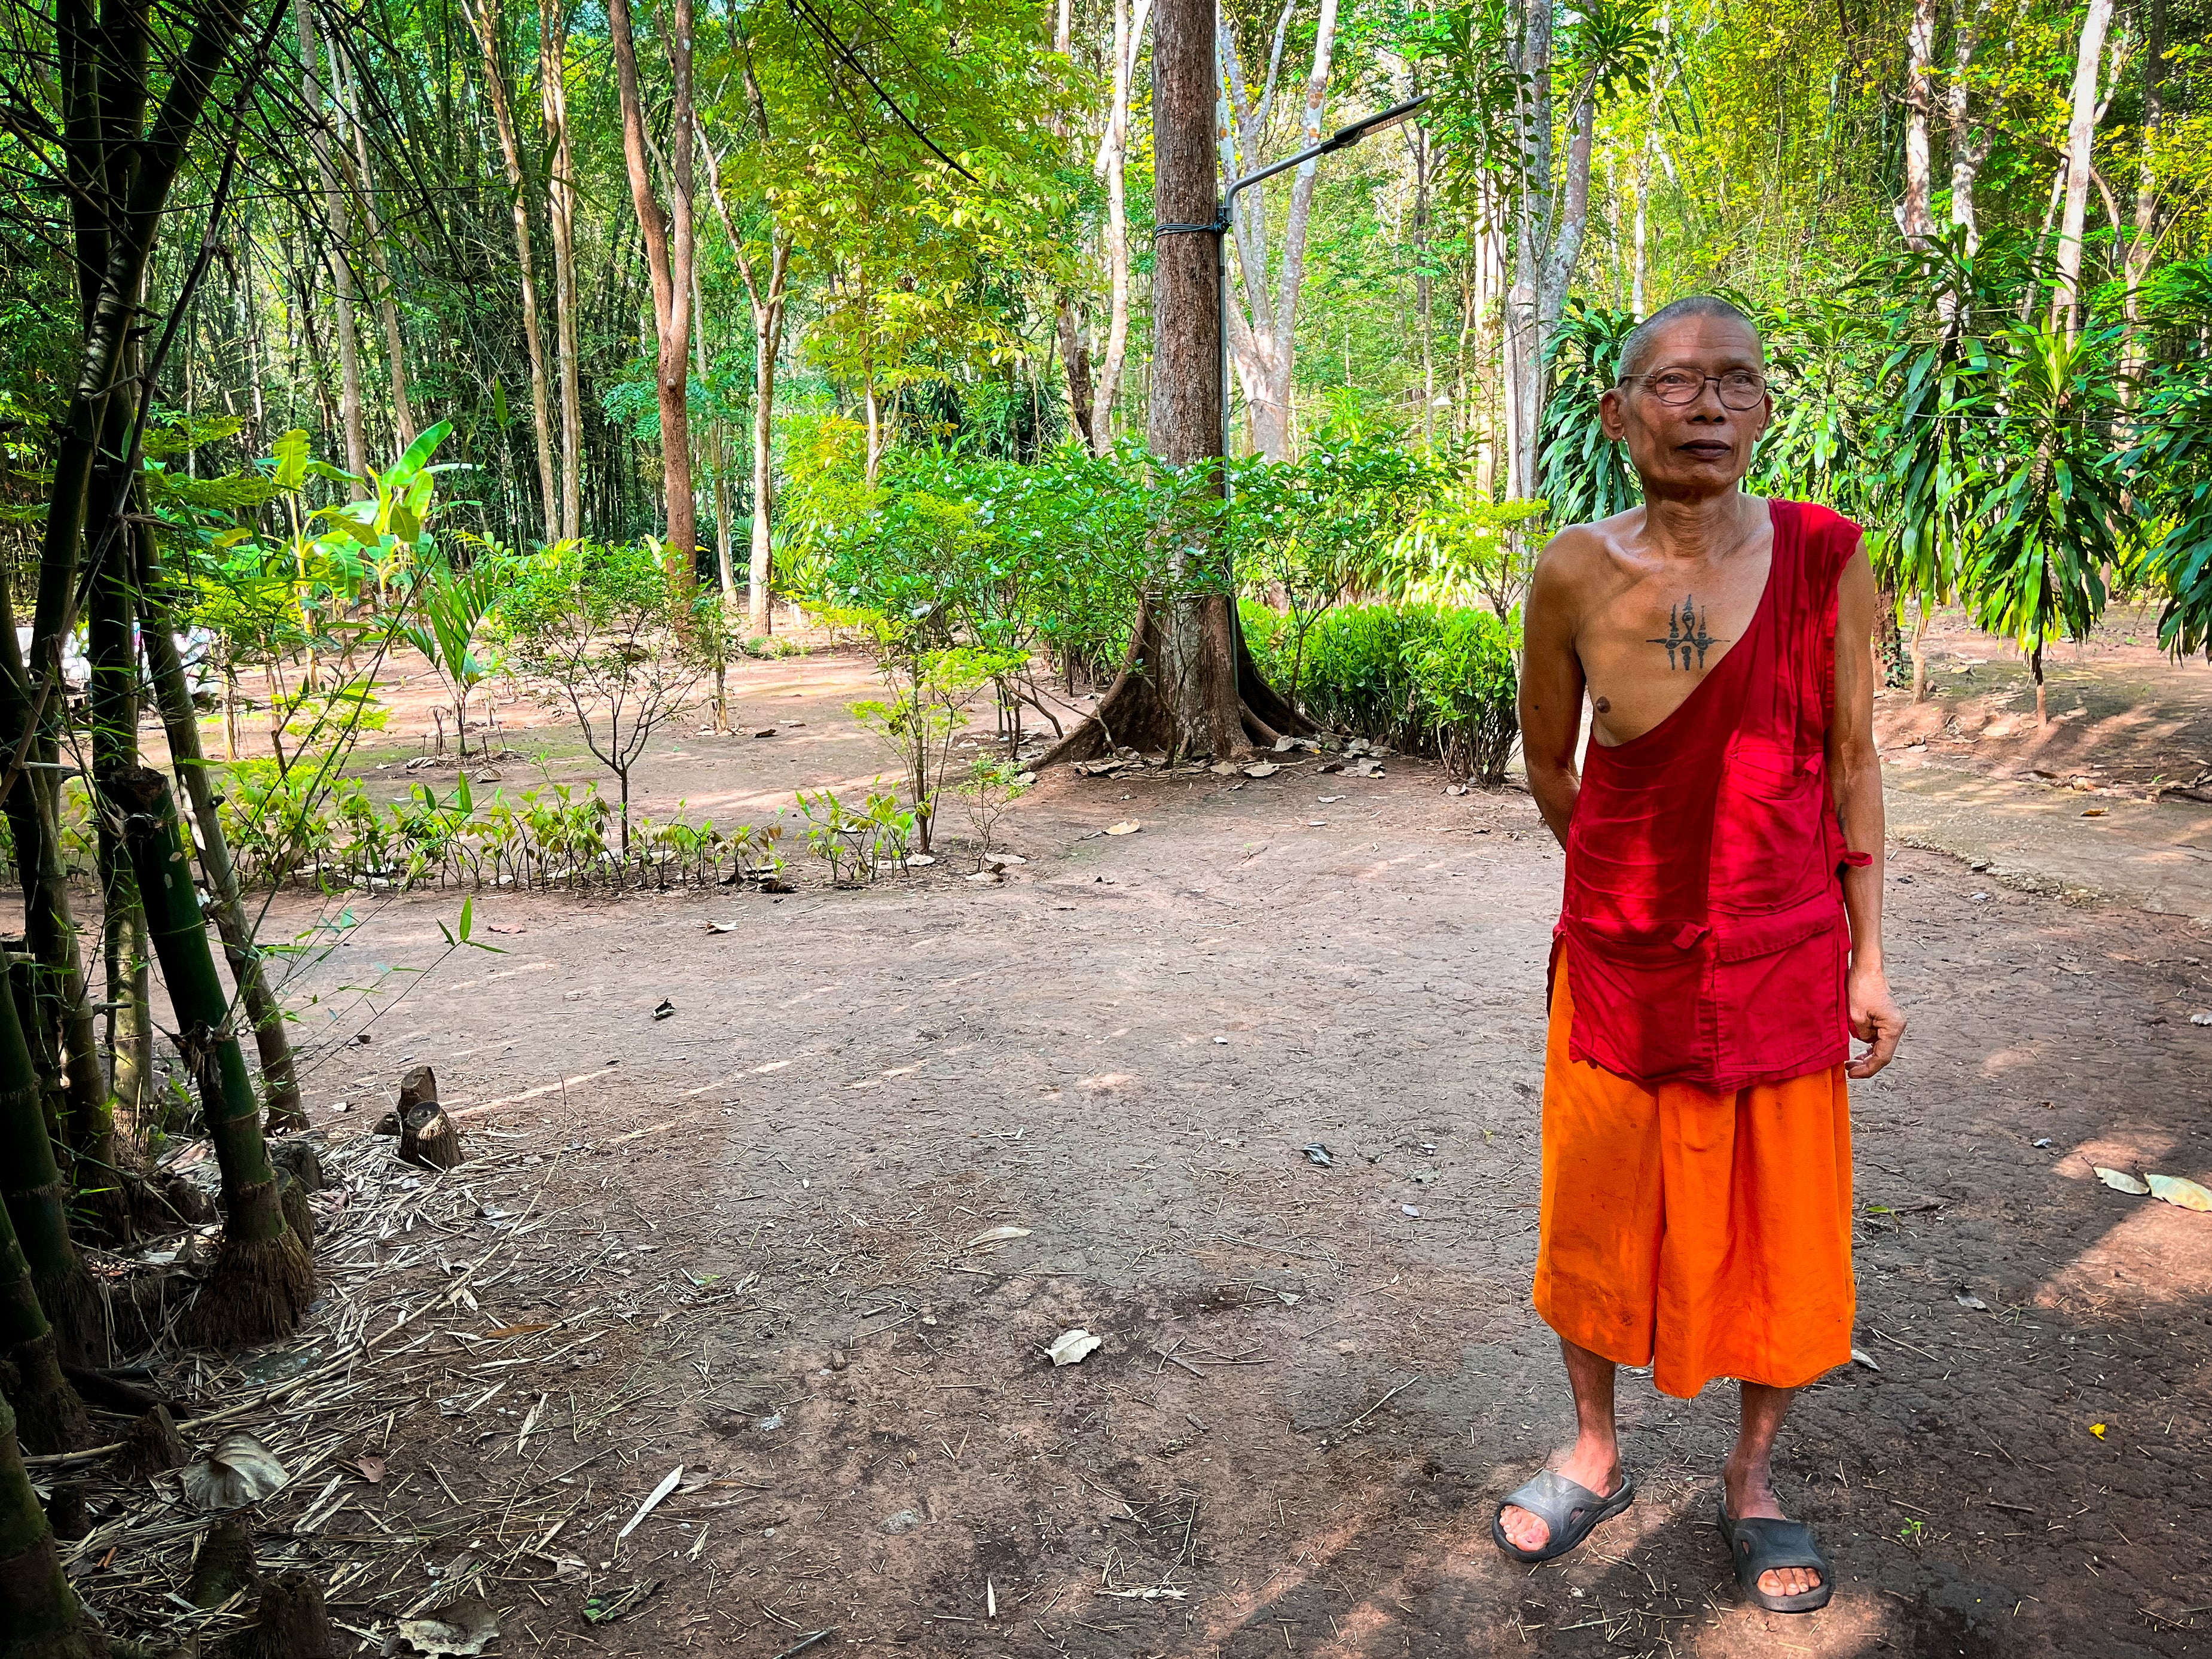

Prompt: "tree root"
[181,1224,314,1349]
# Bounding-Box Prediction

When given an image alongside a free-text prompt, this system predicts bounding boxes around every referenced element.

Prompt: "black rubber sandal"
[1717,1499,1835,1613]
[1491,1469,1635,1564]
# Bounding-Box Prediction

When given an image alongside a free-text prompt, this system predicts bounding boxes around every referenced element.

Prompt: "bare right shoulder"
[1525,512,1637,640]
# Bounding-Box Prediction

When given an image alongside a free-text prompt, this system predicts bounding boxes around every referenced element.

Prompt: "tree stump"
[187,1515,258,1608]
[395,1068,463,1171]
[222,1570,338,1659]
[269,1139,325,1193]
[115,1405,188,1483]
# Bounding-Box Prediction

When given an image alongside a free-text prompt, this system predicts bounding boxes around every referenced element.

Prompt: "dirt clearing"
[66,642,2212,1659]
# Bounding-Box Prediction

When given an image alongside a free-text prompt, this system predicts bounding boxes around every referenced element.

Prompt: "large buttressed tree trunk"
[1217,0,1340,462]
[1041,0,1301,767]
[609,0,698,603]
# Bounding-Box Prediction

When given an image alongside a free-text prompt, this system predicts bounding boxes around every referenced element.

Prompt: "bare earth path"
[172,641,2212,1659]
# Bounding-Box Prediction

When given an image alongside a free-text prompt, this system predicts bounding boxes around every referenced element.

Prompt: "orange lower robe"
[1533,959,1856,1399]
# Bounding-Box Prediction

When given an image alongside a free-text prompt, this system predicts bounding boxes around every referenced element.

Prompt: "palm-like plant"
[1537,298,1639,528]
[2123,260,2212,657]
[403,553,509,758]
[1966,322,2128,723]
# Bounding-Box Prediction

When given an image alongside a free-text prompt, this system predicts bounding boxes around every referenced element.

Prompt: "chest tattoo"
[1647,593,1725,670]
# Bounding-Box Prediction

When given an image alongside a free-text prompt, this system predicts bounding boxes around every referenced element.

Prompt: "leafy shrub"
[1243,600,1521,786]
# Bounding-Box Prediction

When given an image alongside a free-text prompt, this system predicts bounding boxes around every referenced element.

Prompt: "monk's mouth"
[1679,442,1732,461]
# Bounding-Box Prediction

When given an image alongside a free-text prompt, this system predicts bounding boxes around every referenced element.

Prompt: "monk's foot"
[1722,1457,1823,1600]
[1499,1440,1623,1556]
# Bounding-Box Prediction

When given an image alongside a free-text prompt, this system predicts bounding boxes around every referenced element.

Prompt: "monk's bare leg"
[1499,1337,1627,1553]
[1723,1382,1824,1599]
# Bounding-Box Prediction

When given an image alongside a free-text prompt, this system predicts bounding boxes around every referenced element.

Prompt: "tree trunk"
[609,0,698,605]
[2051,0,2113,338]
[334,38,415,447]
[1217,0,1340,462]
[1090,0,1139,454]
[104,767,313,1347]
[1042,0,1299,766]
[138,535,304,1131]
[297,0,367,490]
[2121,0,2165,398]
[1056,296,1097,447]
[0,985,99,1371]
[0,1393,107,1659]
[465,0,559,544]
[1899,0,1938,247]
[692,260,736,601]
[541,0,584,539]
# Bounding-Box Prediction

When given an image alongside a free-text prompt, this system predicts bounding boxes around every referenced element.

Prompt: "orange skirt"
[1533,957,1855,1398]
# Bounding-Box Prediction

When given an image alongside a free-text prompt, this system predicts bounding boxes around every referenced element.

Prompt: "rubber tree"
[0,983,100,1370]
[0,1392,106,1659]
[103,766,312,1346]
[136,527,304,1131]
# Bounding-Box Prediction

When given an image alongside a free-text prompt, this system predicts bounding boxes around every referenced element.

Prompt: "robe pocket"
[1712,739,1829,913]
[1711,896,1848,1076]
[1560,914,1711,1082]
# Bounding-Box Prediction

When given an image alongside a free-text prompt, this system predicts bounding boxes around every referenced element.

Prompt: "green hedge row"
[1241,600,1521,786]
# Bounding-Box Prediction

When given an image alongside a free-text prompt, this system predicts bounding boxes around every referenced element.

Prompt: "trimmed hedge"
[1243,600,1521,786]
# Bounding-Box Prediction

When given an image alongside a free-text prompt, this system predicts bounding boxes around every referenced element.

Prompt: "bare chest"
[1576,547,1772,746]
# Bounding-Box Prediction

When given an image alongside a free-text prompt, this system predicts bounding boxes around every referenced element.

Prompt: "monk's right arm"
[1519,543,1586,848]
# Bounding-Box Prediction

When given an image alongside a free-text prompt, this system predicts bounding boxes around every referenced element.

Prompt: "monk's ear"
[1598,386,1628,441]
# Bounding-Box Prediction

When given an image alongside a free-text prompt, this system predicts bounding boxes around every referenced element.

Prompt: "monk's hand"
[1846,961,1906,1078]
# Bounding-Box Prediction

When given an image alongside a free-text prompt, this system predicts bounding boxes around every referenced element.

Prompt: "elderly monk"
[1492,295,1906,1614]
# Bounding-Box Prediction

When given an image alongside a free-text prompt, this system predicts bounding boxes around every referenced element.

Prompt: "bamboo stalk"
[0,983,100,1370]
[103,765,312,1347]
[0,1193,90,1454]
[0,1392,104,1657]
[138,527,304,1130]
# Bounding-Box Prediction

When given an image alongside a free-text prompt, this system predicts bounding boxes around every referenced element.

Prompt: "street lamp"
[1158,94,1430,475]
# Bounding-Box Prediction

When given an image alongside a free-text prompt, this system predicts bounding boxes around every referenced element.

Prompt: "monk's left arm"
[1830,545,1906,1078]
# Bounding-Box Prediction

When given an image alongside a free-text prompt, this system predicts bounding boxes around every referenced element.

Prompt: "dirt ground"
[59,616,2212,1658]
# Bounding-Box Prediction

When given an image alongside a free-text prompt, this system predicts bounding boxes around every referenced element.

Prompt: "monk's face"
[1599,316,1771,498]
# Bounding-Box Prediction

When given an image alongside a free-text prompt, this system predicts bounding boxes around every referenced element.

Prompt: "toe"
[1500,1505,1550,1554]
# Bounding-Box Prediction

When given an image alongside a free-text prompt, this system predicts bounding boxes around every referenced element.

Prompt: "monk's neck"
[1640,489,1764,565]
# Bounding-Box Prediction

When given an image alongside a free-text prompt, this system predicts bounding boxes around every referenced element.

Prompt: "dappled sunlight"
[2036,1167,2212,1310]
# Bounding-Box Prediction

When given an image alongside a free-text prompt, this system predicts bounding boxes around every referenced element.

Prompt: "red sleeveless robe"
[1551,498,1867,1092]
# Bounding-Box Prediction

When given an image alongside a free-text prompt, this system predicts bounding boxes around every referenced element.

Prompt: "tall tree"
[1217,0,1342,461]
[297,0,368,491]
[541,0,585,539]
[465,0,560,544]
[609,0,699,600]
[1899,0,1939,247]
[2051,0,2115,337]
[1045,0,1301,763]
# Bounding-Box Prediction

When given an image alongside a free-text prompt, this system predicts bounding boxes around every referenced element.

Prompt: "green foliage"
[1964,324,2129,674]
[498,538,708,857]
[795,788,914,886]
[1242,600,1522,785]
[2128,261,2212,656]
[1539,299,1639,527]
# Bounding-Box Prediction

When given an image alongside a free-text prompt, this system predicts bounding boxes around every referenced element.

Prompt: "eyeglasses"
[1621,368,1768,410]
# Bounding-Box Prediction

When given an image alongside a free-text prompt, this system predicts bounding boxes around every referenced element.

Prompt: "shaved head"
[1617,296,1762,383]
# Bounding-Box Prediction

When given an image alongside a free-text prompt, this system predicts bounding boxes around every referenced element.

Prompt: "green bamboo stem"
[138,526,304,1131]
[0,1192,90,1454]
[103,765,310,1347]
[0,982,99,1368]
[0,1392,103,1659]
